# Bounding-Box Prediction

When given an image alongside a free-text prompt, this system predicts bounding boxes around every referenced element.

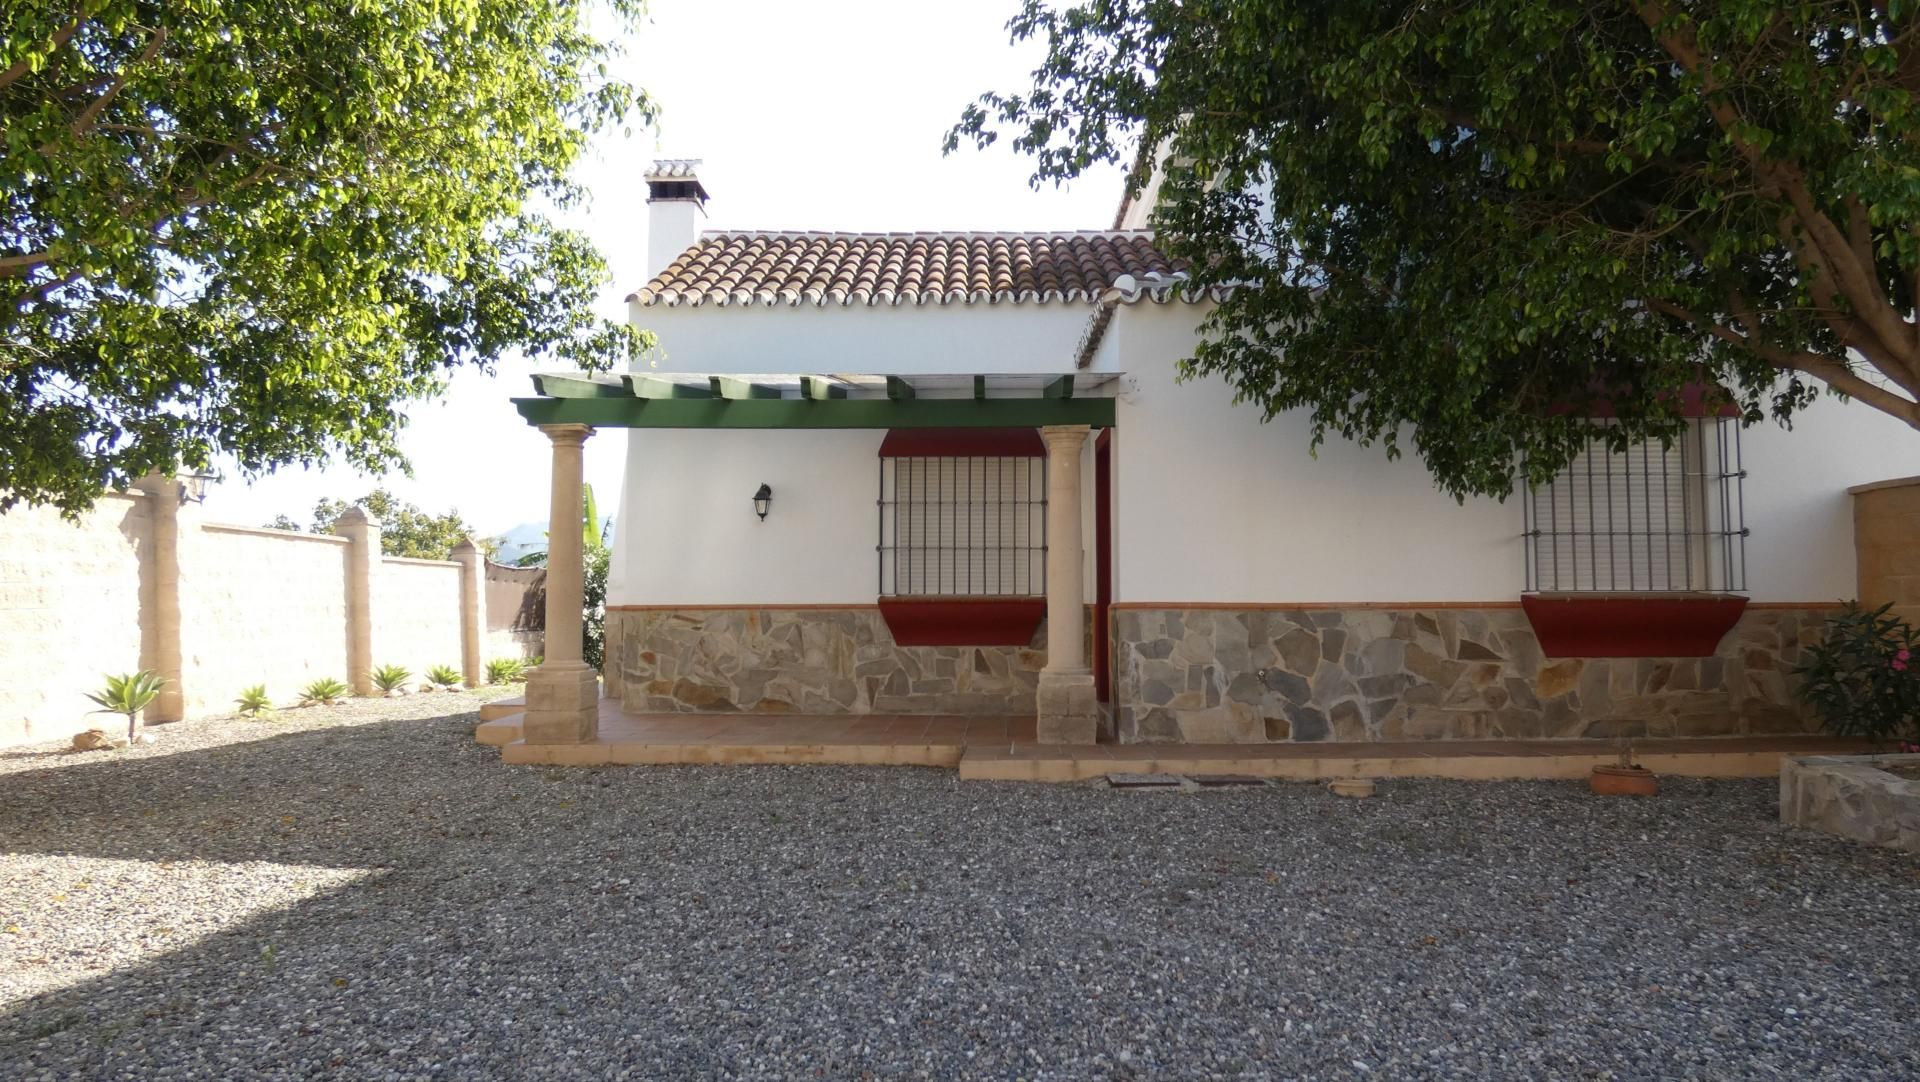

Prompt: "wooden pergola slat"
[511,396,1116,429]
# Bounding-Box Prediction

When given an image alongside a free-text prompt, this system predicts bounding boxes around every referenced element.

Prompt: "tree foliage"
[952,0,1920,499]
[3,0,653,513]
[305,487,489,561]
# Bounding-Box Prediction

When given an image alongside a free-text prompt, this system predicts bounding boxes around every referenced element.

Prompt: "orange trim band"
[1109,601,1523,611]
[1111,600,1838,612]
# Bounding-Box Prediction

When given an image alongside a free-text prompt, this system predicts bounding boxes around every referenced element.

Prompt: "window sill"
[877,596,1045,647]
[1520,592,1748,658]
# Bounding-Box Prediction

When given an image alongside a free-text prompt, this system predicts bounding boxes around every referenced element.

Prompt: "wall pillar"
[1852,475,1920,627]
[1037,425,1097,743]
[453,538,485,688]
[334,506,380,697]
[132,473,184,724]
[523,424,600,743]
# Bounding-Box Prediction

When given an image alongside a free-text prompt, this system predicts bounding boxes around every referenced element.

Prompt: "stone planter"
[1780,753,1920,853]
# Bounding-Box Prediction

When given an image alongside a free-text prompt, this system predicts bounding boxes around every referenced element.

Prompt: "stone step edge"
[956,747,1799,783]
[478,696,527,722]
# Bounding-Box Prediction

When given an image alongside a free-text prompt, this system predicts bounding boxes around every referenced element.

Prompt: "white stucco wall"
[610,291,1920,610]
[0,495,149,745]
[375,558,466,677]
[1,500,478,745]
[633,302,1096,376]
[611,426,1100,606]
[615,428,886,605]
[1106,302,1920,604]
[179,524,353,713]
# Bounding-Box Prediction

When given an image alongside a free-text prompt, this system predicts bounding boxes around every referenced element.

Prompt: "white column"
[1037,425,1097,743]
[522,424,601,743]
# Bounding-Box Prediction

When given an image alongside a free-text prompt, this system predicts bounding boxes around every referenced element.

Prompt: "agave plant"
[86,671,166,744]
[371,664,413,696]
[299,677,350,706]
[426,664,462,689]
[235,684,273,718]
[484,657,526,684]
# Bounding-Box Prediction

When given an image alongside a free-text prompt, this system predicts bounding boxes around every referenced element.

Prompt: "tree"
[3,0,653,514]
[306,488,490,561]
[952,1,1920,499]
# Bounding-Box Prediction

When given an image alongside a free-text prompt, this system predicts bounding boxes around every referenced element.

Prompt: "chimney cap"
[645,158,703,180]
[645,158,708,205]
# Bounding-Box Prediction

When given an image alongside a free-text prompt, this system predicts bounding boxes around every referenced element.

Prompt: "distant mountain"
[490,517,615,566]
[490,521,548,566]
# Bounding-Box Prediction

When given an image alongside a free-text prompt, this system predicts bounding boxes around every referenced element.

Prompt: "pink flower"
[1898,649,1913,662]
[1896,657,1911,672]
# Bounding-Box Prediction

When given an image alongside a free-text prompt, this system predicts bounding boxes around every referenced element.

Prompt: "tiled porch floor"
[477,696,1866,779]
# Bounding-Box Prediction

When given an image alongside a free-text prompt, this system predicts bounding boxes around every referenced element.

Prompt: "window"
[878,456,1046,596]
[1522,417,1747,593]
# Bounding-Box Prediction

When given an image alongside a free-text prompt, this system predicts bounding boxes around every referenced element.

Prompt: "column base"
[1036,671,1098,744]
[522,661,600,744]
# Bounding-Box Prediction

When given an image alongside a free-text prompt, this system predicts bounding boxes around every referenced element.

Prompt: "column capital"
[539,423,595,447]
[1039,424,1092,452]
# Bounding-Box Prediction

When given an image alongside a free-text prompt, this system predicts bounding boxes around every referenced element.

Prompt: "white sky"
[206,0,1126,539]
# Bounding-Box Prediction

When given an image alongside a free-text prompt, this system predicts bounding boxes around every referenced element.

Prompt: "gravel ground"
[2,696,1918,1081]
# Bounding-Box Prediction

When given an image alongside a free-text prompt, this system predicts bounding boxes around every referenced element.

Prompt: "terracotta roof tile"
[630,231,1189,307]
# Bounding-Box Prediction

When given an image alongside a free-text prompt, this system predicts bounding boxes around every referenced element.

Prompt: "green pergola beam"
[512,396,1116,429]
[710,376,782,399]
[1042,374,1076,399]
[885,376,916,400]
[530,374,629,398]
[800,376,847,400]
[626,375,712,399]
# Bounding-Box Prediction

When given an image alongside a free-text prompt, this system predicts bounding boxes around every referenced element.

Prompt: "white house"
[506,159,1920,750]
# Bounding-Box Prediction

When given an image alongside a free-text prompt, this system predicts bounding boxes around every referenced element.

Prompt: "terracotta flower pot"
[1590,763,1659,797]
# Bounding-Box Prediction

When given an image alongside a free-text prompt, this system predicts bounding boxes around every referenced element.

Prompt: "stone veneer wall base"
[1113,606,1825,744]
[609,608,1045,715]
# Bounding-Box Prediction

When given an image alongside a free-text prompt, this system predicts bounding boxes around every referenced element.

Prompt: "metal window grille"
[1522,417,1748,593]
[878,457,1047,596]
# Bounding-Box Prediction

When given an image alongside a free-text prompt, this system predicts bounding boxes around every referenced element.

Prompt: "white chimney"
[644,159,709,279]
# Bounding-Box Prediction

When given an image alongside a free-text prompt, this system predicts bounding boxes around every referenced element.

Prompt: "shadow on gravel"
[0,711,512,869]
[3,704,1919,1079]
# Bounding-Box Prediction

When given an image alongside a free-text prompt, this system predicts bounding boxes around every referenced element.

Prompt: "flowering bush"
[1794,602,1920,745]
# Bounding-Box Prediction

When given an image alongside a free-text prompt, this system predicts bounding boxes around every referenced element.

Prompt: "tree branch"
[65,26,168,142]
[0,14,84,92]
[1645,296,1920,428]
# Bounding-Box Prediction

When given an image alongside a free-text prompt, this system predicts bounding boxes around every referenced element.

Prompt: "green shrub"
[485,657,526,684]
[426,664,462,689]
[1794,601,1920,745]
[86,670,166,743]
[235,684,273,717]
[371,664,412,695]
[299,677,350,706]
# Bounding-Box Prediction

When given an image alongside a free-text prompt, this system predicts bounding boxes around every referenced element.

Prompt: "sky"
[205,0,1127,540]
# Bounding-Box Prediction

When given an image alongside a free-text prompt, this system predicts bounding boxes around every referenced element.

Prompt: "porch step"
[497,735,965,768]
[955,735,1867,783]
[478,696,525,722]
[476,712,523,746]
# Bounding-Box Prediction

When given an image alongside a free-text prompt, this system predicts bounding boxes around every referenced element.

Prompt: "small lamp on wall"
[177,470,217,505]
[752,483,773,521]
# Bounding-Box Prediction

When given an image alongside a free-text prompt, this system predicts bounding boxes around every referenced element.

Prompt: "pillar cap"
[335,505,381,529]
[538,423,596,444]
[451,538,481,557]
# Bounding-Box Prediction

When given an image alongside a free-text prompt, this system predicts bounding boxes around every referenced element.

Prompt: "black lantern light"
[752,483,773,521]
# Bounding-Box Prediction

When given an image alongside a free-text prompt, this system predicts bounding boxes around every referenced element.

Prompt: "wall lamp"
[178,470,217,505]
[752,483,773,521]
